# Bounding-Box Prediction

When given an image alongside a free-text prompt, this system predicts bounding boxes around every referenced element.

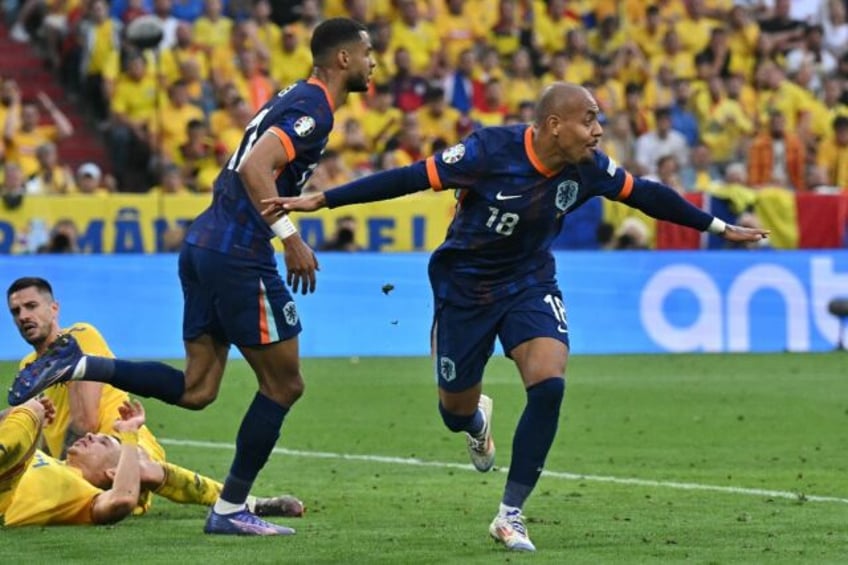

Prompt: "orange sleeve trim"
[616,171,634,201]
[425,156,443,190]
[268,126,296,161]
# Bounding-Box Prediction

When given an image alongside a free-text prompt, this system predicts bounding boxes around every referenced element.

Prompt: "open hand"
[283,234,320,295]
[113,399,145,433]
[261,193,326,217]
[721,224,770,243]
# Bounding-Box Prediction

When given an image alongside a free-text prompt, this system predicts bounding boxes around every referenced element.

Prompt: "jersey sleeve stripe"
[425,156,443,190]
[268,126,296,161]
[616,171,635,200]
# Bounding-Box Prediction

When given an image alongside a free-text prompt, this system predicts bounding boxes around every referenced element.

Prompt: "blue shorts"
[432,285,570,392]
[179,244,302,346]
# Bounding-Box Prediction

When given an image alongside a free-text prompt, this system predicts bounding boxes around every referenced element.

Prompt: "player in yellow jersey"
[6,277,304,520]
[1,396,146,527]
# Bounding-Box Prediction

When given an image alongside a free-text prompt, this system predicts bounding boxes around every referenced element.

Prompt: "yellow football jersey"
[3,450,101,527]
[18,323,165,463]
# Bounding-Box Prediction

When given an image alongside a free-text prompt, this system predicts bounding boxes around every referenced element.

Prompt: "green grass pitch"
[2,353,847,564]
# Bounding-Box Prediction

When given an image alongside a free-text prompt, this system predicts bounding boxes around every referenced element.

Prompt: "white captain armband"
[270,215,298,240]
[707,217,727,235]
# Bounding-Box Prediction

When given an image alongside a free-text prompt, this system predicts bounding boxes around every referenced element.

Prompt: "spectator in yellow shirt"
[592,57,625,116]
[587,15,628,60]
[389,0,440,74]
[3,92,73,179]
[488,0,527,60]
[271,26,312,90]
[726,5,760,80]
[160,22,210,86]
[650,29,696,80]
[251,0,280,56]
[535,0,580,55]
[368,20,397,87]
[436,0,486,67]
[816,116,848,189]
[695,76,754,166]
[360,83,403,153]
[81,0,120,124]
[156,79,205,163]
[644,63,677,111]
[192,0,233,53]
[417,85,463,147]
[754,59,810,134]
[504,48,539,112]
[214,97,253,156]
[675,0,718,56]
[562,29,595,85]
[108,52,157,191]
[24,142,75,195]
[630,4,667,60]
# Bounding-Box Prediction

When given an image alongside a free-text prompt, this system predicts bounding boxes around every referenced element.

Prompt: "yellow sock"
[154,462,222,506]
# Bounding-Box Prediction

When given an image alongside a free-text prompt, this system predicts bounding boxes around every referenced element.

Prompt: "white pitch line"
[160,438,848,505]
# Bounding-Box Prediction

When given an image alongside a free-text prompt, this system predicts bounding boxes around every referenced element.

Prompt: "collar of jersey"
[307,77,335,112]
[523,126,556,178]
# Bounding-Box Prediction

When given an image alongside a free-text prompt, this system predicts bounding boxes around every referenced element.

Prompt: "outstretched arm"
[262,162,432,215]
[621,177,769,244]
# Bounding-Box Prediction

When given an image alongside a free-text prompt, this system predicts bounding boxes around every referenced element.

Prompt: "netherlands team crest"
[556,180,579,212]
[441,143,465,164]
[439,356,456,382]
[283,301,299,326]
[293,115,316,137]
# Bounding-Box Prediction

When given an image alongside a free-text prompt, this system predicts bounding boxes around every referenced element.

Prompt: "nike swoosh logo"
[495,191,522,200]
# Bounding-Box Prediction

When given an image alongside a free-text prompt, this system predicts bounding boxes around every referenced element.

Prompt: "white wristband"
[707,217,727,235]
[270,216,297,240]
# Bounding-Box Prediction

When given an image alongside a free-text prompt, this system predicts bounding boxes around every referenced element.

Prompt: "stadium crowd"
[1,0,847,248]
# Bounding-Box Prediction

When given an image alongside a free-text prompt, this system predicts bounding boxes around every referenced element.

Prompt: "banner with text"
[1,250,845,360]
[0,193,458,254]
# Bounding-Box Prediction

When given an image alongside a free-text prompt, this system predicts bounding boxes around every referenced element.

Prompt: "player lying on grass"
[257,82,770,552]
[0,397,299,528]
[4,277,303,520]
[1,396,147,526]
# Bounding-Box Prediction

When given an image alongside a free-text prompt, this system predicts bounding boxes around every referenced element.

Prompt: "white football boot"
[489,506,536,552]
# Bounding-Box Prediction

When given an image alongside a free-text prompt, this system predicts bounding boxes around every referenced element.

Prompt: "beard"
[346,74,370,93]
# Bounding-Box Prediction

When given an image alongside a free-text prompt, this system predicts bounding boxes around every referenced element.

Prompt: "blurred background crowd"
[1,0,847,252]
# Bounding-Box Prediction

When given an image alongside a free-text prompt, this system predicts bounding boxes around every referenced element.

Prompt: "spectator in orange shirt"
[233,48,275,113]
[747,110,806,190]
